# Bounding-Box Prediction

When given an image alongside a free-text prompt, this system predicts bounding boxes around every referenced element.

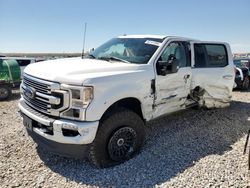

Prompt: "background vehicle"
[19,35,235,168]
[2,57,37,78]
[234,58,250,89]
[0,59,21,100]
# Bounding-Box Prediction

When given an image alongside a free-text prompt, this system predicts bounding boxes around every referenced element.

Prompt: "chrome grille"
[21,74,69,116]
[23,74,51,94]
[23,94,51,111]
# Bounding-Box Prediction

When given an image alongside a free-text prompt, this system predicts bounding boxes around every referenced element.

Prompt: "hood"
[24,57,144,85]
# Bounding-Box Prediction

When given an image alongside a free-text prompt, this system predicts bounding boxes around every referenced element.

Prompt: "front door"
[153,41,192,118]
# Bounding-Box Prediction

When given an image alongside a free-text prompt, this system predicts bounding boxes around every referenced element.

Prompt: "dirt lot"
[0,90,250,187]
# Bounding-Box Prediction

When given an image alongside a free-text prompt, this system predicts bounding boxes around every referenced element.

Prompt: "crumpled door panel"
[198,85,232,108]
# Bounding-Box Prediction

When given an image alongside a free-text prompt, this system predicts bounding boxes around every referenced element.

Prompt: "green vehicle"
[0,59,21,100]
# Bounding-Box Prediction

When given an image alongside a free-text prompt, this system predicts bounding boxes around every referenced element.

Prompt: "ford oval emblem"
[24,86,36,99]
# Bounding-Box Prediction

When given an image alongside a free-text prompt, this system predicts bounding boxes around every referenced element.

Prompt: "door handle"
[223,75,233,80]
[184,74,190,79]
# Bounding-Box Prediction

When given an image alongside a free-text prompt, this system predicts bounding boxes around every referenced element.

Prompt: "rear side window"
[194,44,228,68]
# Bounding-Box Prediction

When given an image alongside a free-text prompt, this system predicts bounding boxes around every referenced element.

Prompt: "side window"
[205,44,228,67]
[159,42,188,68]
[194,44,228,68]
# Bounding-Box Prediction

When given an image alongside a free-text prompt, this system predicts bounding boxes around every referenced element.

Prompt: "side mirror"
[169,58,179,73]
[156,56,179,76]
[156,60,168,76]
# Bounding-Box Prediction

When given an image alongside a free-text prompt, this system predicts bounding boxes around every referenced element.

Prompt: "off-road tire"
[242,76,250,90]
[88,107,145,168]
[0,85,11,101]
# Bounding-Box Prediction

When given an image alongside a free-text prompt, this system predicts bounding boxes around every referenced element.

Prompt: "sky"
[0,0,249,53]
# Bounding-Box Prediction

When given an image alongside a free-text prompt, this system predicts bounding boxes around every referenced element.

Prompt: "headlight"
[71,89,81,99]
[71,86,93,108]
[83,87,94,104]
[60,85,94,120]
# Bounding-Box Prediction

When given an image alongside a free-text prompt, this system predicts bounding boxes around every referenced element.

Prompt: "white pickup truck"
[19,35,235,167]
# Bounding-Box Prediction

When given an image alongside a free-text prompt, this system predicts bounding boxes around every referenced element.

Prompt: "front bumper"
[19,98,99,146]
[27,129,90,158]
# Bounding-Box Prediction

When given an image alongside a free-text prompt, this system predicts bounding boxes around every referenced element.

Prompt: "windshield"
[234,59,250,68]
[90,37,163,64]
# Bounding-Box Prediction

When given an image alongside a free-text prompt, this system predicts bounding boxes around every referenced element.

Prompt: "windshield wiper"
[98,56,130,64]
[86,54,96,59]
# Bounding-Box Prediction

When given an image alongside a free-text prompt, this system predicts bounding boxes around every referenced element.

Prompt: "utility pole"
[81,22,87,59]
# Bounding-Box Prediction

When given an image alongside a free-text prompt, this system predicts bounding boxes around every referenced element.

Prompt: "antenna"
[81,22,87,59]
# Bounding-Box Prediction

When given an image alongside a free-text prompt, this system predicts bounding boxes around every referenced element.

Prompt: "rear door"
[191,42,235,107]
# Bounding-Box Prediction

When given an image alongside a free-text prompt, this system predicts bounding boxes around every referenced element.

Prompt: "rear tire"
[0,85,11,101]
[242,76,250,90]
[88,107,145,168]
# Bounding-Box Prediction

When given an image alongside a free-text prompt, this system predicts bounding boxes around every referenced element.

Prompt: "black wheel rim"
[0,88,8,99]
[108,127,137,161]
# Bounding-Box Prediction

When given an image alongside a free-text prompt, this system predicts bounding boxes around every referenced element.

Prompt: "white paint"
[118,35,166,39]
[190,41,235,108]
[19,98,98,144]
[145,40,162,46]
[20,35,235,145]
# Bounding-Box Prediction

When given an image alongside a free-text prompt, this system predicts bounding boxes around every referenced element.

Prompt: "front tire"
[0,85,11,101]
[88,108,145,168]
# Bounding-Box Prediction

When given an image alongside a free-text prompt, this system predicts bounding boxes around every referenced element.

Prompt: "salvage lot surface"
[1,90,250,187]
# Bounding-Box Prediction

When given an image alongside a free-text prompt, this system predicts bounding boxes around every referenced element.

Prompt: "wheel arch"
[100,97,145,122]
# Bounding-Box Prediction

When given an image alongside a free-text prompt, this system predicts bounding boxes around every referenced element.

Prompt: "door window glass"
[194,44,228,68]
[160,42,187,68]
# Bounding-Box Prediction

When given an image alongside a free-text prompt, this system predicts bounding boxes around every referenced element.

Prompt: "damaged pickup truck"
[19,35,235,167]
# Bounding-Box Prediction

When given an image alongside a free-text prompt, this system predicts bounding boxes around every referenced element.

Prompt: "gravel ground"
[1,89,250,187]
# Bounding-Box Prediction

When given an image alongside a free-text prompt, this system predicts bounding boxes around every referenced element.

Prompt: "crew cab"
[19,35,235,167]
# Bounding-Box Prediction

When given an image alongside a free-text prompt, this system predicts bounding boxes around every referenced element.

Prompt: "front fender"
[85,82,153,122]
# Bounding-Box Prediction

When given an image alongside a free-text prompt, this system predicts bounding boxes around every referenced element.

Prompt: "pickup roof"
[19,35,235,167]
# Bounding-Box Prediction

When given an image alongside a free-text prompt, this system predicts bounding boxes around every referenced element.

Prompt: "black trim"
[27,129,90,158]
[182,41,191,67]
[235,77,243,87]
[151,79,155,95]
